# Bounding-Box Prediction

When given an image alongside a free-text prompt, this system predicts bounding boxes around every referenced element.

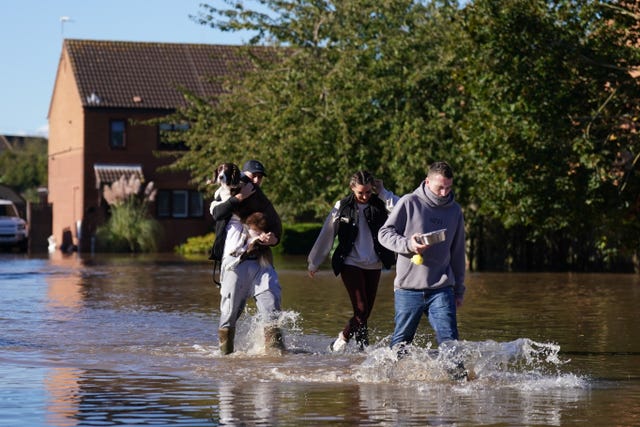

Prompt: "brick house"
[48,39,257,252]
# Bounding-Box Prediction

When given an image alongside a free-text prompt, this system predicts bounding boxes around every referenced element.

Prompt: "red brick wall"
[49,49,211,253]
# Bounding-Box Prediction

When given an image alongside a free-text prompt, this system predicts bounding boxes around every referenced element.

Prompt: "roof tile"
[65,39,264,109]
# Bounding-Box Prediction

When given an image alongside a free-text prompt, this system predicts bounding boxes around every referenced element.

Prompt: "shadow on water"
[0,252,639,426]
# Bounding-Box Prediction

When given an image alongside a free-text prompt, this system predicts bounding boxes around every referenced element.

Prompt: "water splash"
[240,309,302,355]
[190,311,587,390]
[355,338,587,389]
[192,309,304,357]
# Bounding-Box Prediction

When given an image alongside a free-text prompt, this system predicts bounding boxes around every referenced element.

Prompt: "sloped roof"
[64,39,263,110]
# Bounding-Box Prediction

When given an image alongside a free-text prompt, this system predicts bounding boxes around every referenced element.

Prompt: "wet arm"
[211,197,238,221]
[377,198,414,255]
[264,202,282,245]
[375,179,400,212]
[378,188,400,213]
[308,203,340,273]
[451,210,467,302]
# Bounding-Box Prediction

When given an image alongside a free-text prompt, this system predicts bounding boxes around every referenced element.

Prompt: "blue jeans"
[390,287,459,348]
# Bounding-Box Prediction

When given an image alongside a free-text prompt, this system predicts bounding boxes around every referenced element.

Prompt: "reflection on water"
[45,366,80,427]
[0,252,639,426]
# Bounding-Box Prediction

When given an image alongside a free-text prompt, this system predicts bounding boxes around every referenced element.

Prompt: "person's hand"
[455,295,464,308]
[410,233,428,254]
[235,182,256,201]
[257,231,278,246]
[246,236,259,251]
[374,178,384,195]
[308,269,317,278]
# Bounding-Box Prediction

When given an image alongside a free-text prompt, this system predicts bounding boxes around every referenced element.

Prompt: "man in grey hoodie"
[378,161,466,351]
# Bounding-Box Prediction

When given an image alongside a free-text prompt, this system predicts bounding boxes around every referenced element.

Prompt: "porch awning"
[94,163,144,189]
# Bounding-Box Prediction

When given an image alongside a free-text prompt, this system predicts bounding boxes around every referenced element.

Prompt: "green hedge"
[175,232,215,256]
[276,222,321,255]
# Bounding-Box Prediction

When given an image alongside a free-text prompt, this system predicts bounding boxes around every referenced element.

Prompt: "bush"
[175,232,215,256]
[95,176,162,252]
[95,226,131,252]
[278,222,322,255]
[96,200,163,252]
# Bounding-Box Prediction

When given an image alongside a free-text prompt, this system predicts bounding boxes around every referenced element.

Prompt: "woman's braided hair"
[349,170,375,190]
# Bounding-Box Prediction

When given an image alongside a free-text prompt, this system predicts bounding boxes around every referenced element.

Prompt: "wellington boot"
[446,361,469,381]
[264,326,286,355]
[218,327,235,355]
[354,328,369,352]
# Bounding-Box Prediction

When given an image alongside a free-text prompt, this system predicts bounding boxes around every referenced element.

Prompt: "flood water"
[1,252,639,426]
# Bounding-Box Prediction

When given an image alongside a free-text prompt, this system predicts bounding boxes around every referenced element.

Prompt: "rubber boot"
[264,326,286,355]
[354,327,369,352]
[446,361,469,381]
[218,327,235,355]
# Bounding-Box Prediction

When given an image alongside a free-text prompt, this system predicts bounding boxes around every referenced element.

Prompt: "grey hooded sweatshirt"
[378,181,466,299]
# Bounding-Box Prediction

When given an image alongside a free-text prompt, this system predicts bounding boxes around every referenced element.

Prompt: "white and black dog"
[213,162,243,202]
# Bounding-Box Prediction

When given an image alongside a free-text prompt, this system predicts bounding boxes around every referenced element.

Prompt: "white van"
[0,199,29,251]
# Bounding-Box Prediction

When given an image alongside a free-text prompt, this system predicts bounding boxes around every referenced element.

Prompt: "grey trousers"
[219,258,282,329]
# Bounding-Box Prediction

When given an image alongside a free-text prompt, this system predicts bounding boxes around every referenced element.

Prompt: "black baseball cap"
[242,160,267,176]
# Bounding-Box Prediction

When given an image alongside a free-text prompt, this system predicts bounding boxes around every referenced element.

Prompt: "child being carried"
[224,211,272,271]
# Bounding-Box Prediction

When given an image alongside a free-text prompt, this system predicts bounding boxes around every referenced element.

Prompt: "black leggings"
[340,265,381,346]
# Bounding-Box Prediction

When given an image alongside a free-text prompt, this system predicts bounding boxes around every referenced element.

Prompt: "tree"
[169,0,640,270]
[0,137,47,201]
[174,0,466,221]
[455,0,640,270]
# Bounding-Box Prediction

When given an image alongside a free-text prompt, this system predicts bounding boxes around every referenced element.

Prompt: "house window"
[156,190,204,219]
[110,120,126,149]
[172,190,188,218]
[158,122,189,150]
[189,191,204,217]
[156,191,171,217]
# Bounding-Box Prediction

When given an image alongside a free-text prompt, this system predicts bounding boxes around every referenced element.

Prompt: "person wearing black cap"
[242,159,267,186]
[210,160,285,355]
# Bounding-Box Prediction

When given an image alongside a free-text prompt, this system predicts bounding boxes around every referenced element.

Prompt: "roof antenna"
[60,16,74,36]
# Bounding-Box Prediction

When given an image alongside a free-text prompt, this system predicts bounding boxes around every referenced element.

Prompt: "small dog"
[209,162,244,268]
[213,162,242,202]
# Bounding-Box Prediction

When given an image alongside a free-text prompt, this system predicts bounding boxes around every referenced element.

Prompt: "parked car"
[0,199,29,252]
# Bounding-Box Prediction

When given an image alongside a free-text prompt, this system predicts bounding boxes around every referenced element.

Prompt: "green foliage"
[454,0,640,269]
[175,232,215,256]
[279,222,322,255]
[177,1,467,222]
[174,0,640,271]
[94,224,132,253]
[0,138,47,201]
[96,199,163,252]
[96,177,162,253]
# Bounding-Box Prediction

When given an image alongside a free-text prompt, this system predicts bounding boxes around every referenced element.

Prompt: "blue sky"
[1,1,249,137]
